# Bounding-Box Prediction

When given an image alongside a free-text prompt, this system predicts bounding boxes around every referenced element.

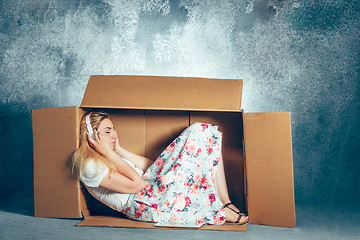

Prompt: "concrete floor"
[1,197,359,240]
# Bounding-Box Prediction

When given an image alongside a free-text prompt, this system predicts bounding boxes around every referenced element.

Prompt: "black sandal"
[223,202,249,225]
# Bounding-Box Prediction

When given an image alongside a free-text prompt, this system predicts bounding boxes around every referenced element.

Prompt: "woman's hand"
[87,130,113,156]
[112,130,154,172]
[113,130,123,154]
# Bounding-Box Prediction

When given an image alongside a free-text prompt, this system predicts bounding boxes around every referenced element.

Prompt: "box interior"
[78,108,246,218]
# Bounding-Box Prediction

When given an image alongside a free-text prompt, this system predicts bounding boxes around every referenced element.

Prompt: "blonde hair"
[72,111,115,179]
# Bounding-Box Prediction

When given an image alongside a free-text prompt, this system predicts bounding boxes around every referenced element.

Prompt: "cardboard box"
[32,75,295,231]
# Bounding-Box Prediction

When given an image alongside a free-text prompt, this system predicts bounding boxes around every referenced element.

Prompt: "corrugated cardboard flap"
[78,214,246,231]
[33,106,85,218]
[81,75,243,111]
[243,112,295,228]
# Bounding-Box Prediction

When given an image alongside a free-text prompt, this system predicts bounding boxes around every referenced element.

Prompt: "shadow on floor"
[0,196,34,217]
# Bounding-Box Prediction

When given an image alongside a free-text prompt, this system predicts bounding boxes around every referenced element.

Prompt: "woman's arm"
[114,131,153,172]
[99,150,146,194]
[100,170,146,194]
[88,131,146,194]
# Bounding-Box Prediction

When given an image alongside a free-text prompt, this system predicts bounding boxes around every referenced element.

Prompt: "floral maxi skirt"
[121,122,226,227]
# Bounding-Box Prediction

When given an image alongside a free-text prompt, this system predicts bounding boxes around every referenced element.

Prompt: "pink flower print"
[180,152,190,161]
[209,193,216,203]
[196,218,206,225]
[201,123,209,130]
[166,142,176,153]
[157,166,163,176]
[196,148,202,156]
[146,187,154,197]
[207,146,213,154]
[122,207,131,216]
[200,177,208,188]
[213,213,226,224]
[194,173,202,182]
[185,139,197,154]
[151,203,158,209]
[156,158,164,168]
[169,218,176,225]
[189,183,199,194]
[185,196,191,208]
[164,201,170,207]
[173,193,187,211]
[172,163,181,171]
[169,218,185,225]
[157,184,166,194]
[135,210,143,218]
[135,190,145,199]
[208,136,214,146]
[155,209,163,215]
[219,207,225,213]
[138,203,147,212]
[178,218,185,225]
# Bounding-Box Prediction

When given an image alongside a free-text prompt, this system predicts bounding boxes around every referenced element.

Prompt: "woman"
[72,111,249,227]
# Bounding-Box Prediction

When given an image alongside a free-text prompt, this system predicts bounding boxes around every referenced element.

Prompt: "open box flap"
[33,106,87,218]
[81,75,243,112]
[78,214,246,231]
[243,112,295,228]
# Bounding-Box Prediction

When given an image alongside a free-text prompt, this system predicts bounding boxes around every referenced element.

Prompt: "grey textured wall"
[0,0,359,209]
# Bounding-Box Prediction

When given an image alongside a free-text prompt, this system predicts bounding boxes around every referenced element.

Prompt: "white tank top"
[81,156,144,211]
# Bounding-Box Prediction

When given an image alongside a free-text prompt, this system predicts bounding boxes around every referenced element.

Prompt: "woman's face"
[97,118,116,150]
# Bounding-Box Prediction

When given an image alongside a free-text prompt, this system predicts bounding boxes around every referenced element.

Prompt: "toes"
[238,216,249,224]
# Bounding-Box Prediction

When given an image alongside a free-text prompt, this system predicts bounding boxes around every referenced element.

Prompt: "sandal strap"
[224,202,249,225]
[235,215,248,225]
[235,214,242,223]
[223,202,241,214]
[223,202,233,208]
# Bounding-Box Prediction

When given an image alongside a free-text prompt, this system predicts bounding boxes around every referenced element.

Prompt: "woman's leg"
[215,154,231,204]
[215,154,249,223]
